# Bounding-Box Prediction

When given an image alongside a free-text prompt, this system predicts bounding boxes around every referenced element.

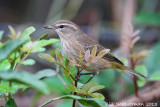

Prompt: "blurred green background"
[0,0,160,107]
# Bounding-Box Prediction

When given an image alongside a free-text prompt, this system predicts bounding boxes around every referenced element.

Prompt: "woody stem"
[130,49,139,97]
[72,67,80,107]
[60,64,75,81]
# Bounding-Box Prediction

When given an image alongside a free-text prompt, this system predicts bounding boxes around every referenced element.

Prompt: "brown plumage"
[44,20,146,78]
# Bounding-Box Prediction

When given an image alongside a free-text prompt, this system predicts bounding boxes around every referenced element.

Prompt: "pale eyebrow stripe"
[56,23,78,30]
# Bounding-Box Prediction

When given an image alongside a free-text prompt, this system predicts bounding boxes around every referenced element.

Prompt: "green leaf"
[135,12,160,27]
[135,65,148,87]
[35,69,57,79]
[0,59,11,71]
[135,65,148,78]
[22,41,46,53]
[0,71,49,94]
[65,58,70,69]
[63,69,74,85]
[39,34,48,40]
[145,41,160,77]
[94,69,116,87]
[64,56,76,77]
[61,56,75,84]
[0,30,4,40]
[77,82,84,89]
[137,79,146,87]
[38,38,60,47]
[88,85,105,93]
[91,45,97,58]
[150,71,160,81]
[55,49,63,64]
[8,26,21,40]
[39,95,107,107]
[38,53,58,64]
[82,82,98,92]
[67,85,86,93]
[21,27,35,40]
[0,81,28,94]
[97,49,110,58]
[89,93,105,100]
[67,85,105,100]
[21,41,38,53]
[0,39,28,61]
[8,26,16,37]
[56,100,73,107]
[9,52,19,60]
[32,47,46,53]
[5,98,17,107]
[21,59,35,65]
[44,76,68,94]
[121,58,129,66]
[22,39,59,53]
[63,69,70,76]
[0,84,10,93]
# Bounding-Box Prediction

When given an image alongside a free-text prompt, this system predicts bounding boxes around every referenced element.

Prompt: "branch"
[15,52,30,70]
[59,64,75,81]
[109,82,160,107]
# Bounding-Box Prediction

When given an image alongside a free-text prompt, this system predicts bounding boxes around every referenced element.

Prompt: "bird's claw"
[75,74,81,81]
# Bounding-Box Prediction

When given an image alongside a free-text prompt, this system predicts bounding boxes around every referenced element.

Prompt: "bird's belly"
[61,40,78,60]
[61,40,112,72]
[63,48,77,60]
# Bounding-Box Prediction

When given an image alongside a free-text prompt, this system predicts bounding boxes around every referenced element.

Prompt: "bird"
[44,20,146,81]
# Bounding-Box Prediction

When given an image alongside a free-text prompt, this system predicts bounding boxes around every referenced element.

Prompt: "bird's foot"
[75,74,81,81]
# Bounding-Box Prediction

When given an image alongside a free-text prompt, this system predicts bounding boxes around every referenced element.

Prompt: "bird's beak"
[44,25,55,29]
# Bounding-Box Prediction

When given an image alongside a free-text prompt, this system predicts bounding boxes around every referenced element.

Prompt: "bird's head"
[44,20,80,39]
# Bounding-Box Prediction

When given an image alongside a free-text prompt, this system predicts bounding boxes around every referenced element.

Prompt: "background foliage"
[0,0,160,106]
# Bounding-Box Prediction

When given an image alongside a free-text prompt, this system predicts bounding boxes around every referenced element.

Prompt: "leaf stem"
[72,64,86,107]
[79,64,87,74]
[3,93,7,101]
[39,99,53,107]
[72,67,79,107]
[15,52,30,71]
[59,64,75,81]
[8,52,17,98]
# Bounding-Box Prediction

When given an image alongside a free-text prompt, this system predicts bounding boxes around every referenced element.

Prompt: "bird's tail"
[121,65,147,79]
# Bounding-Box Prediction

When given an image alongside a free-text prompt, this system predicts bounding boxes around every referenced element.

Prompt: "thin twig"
[72,60,94,107]
[79,64,87,74]
[72,67,79,107]
[130,49,138,97]
[15,52,30,71]
[8,52,18,98]
[39,99,53,107]
[3,93,7,101]
[59,64,75,81]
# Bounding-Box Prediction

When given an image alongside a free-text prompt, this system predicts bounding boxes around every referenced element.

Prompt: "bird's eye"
[59,25,65,28]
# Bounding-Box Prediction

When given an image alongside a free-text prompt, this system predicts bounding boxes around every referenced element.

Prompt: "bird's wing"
[103,52,124,65]
[77,34,123,65]
[87,45,124,65]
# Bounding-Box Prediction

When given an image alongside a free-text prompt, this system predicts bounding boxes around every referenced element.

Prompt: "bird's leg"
[84,72,97,84]
[75,73,95,81]
[80,72,98,89]
[75,74,80,81]
[79,73,94,76]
